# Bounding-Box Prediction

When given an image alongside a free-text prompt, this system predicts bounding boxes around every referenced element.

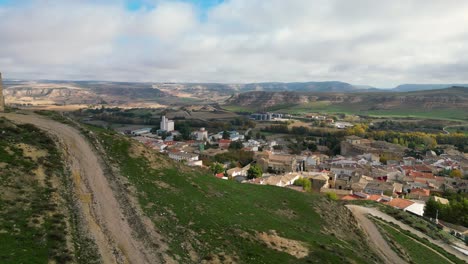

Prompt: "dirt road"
[347,205,468,262]
[1,112,161,263]
[346,205,406,264]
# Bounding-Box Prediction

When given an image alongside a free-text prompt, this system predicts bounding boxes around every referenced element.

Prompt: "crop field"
[264,103,467,121]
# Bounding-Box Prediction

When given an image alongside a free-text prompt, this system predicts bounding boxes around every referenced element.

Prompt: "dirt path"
[373,217,455,264]
[443,124,468,134]
[346,205,406,264]
[1,112,162,264]
[347,205,468,262]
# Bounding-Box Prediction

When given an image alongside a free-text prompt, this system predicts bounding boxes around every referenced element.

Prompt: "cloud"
[1,0,468,87]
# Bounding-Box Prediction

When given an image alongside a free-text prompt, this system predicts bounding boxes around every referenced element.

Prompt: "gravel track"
[2,112,162,264]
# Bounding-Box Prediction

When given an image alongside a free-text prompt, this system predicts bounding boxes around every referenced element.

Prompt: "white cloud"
[1,0,468,87]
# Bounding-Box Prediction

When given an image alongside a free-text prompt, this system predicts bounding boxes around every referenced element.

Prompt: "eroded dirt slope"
[1,112,166,264]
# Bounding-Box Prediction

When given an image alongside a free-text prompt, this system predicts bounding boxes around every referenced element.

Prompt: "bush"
[326,192,338,201]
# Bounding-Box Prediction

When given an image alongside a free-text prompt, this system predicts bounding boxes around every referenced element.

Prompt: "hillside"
[88,126,383,263]
[3,80,367,109]
[225,87,468,120]
[3,80,169,109]
[0,117,99,263]
[393,84,468,92]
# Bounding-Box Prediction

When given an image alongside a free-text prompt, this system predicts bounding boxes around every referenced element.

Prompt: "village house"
[363,181,395,196]
[256,151,297,174]
[168,150,199,163]
[310,174,329,191]
[341,136,406,160]
[253,172,301,187]
[194,127,208,141]
[218,139,232,149]
[407,188,430,201]
[226,164,250,178]
[130,127,152,136]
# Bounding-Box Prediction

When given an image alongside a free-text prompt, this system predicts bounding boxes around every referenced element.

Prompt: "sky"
[1,0,468,87]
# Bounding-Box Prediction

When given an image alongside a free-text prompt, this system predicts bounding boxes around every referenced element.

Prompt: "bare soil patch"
[255,230,309,258]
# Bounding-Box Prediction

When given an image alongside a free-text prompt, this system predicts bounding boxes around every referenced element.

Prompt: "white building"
[160,116,175,132]
[168,151,199,162]
[195,127,208,141]
[131,127,152,136]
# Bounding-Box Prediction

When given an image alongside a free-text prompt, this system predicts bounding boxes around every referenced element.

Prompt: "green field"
[222,104,256,113]
[223,101,468,121]
[90,128,382,263]
[273,103,467,121]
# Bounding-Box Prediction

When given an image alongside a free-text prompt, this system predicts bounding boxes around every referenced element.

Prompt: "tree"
[255,131,261,139]
[222,130,230,140]
[307,143,317,152]
[326,192,338,201]
[210,163,224,174]
[450,169,462,178]
[424,197,439,218]
[228,141,243,150]
[293,178,311,192]
[247,164,263,179]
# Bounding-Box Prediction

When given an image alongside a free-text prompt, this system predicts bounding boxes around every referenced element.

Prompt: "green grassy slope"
[91,128,382,263]
[373,219,464,264]
[0,118,98,263]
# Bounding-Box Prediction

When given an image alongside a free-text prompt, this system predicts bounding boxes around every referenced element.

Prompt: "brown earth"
[1,111,169,264]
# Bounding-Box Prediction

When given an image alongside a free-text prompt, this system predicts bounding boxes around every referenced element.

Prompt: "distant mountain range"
[5,79,468,94]
[3,79,468,118]
[152,81,468,94]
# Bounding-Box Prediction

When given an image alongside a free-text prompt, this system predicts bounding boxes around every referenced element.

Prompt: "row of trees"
[424,195,468,227]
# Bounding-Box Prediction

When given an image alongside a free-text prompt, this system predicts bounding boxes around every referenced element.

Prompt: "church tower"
[0,72,4,112]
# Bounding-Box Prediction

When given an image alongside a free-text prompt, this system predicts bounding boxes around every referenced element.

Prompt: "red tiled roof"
[409,171,434,179]
[410,188,430,196]
[368,195,383,201]
[385,198,414,209]
[414,164,433,172]
[341,195,357,201]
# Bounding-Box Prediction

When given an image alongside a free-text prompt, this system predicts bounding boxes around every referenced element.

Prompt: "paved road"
[1,112,162,264]
[347,205,468,262]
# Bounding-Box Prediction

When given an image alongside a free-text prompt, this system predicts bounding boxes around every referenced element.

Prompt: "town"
[99,110,468,244]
